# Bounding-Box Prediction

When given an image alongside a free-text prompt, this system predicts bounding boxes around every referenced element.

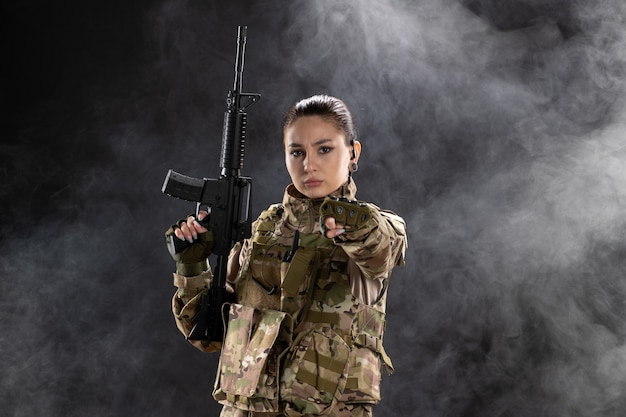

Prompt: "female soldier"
[167,95,407,417]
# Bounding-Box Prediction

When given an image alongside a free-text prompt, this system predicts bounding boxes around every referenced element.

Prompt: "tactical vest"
[212,203,394,416]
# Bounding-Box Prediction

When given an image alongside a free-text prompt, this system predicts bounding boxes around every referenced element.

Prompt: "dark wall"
[2,0,626,416]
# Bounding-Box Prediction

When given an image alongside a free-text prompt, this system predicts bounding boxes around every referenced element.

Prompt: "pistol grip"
[167,234,191,256]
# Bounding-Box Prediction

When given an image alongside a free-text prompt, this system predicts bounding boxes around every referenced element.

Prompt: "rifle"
[161,26,260,342]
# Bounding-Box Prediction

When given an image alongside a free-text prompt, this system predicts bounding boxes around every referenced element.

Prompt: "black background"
[3,0,626,416]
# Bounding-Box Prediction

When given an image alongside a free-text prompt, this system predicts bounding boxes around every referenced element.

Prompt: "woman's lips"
[304,179,322,187]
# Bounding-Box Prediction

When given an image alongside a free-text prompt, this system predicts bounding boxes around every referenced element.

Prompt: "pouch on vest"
[339,346,382,404]
[213,303,293,413]
[280,328,350,416]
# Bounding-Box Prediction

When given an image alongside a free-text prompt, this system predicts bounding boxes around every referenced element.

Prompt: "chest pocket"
[239,242,286,311]
[249,243,284,293]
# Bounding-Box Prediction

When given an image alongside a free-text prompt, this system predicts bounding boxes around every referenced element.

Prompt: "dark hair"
[283,95,357,145]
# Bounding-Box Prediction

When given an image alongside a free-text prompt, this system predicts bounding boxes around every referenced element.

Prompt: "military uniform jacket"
[172,181,407,416]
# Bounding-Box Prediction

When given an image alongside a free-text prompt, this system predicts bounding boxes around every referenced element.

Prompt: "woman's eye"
[319,146,332,154]
[291,150,303,157]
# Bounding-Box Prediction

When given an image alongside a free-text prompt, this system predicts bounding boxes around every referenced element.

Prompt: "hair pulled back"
[283,95,357,145]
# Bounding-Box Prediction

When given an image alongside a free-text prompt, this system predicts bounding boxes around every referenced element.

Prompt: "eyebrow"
[287,138,333,148]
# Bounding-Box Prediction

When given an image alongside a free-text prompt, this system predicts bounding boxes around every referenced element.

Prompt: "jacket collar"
[281,179,358,233]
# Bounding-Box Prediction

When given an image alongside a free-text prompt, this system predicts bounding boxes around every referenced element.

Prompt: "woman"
[167,95,407,417]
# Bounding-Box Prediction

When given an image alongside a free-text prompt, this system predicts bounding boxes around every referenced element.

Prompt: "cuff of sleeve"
[173,269,213,289]
[333,224,372,244]
[176,259,209,277]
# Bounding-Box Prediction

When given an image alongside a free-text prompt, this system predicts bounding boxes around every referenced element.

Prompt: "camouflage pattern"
[171,269,222,352]
[219,402,373,417]
[280,328,350,416]
[172,180,406,416]
[213,303,293,413]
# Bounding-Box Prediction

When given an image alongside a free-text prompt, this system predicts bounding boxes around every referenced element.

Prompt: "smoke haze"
[2,0,626,415]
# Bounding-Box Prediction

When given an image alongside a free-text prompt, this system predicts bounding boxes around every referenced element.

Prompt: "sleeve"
[171,242,244,353]
[334,205,407,280]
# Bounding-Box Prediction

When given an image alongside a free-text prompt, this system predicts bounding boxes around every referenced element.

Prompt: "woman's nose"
[303,153,317,171]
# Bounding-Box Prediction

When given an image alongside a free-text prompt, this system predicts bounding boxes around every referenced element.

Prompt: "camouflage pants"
[219,403,373,417]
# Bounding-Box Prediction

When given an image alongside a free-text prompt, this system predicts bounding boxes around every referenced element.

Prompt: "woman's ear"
[352,140,362,162]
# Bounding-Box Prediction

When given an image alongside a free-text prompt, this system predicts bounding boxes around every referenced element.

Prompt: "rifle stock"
[162,26,260,342]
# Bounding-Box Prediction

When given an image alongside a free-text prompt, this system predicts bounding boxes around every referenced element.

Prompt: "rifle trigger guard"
[195,203,212,228]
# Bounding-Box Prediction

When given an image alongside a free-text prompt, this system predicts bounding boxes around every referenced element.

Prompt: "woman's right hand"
[174,210,210,243]
[165,210,214,268]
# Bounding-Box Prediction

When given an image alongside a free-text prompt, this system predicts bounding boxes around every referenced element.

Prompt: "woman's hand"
[165,210,213,272]
[320,196,372,240]
[174,210,209,243]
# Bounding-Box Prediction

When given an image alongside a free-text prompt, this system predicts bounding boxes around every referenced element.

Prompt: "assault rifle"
[161,26,260,342]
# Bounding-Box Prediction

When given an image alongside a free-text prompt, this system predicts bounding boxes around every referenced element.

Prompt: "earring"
[350,161,358,172]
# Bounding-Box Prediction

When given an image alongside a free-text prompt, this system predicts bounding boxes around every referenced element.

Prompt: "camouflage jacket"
[172,180,406,415]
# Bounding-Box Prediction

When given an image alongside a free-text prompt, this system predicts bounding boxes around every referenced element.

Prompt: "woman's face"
[284,115,356,199]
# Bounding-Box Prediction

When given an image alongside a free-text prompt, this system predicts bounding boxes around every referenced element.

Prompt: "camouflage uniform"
[172,181,406,416]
